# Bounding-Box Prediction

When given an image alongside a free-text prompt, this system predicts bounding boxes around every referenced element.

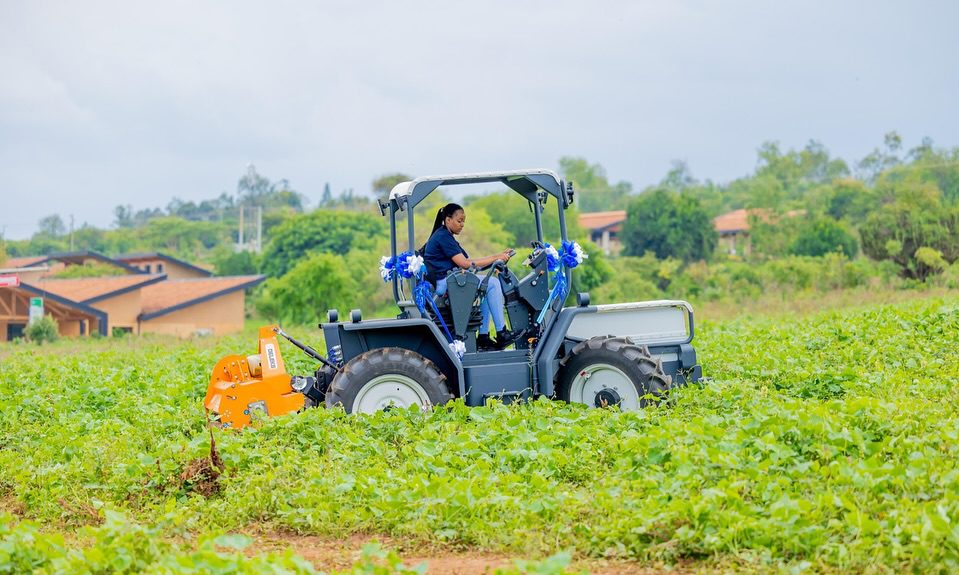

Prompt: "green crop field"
[2,295,959,574]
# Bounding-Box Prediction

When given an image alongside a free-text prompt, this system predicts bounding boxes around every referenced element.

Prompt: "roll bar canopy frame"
[378,169,575,304]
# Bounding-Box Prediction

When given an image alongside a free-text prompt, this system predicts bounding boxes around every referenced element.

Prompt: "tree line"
[3,133,958,322]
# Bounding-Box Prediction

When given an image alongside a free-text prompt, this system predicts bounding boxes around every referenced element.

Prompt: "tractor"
[205,169,702,428]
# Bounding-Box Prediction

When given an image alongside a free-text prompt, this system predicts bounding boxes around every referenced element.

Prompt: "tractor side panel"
[461,349,531,407]
[322,319,465,398]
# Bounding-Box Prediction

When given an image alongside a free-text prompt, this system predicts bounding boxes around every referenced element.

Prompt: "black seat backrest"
[444,269,484,337]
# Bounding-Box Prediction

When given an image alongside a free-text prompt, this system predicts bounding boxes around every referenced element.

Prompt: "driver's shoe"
[475,333,496,351]
[494,328,524,350]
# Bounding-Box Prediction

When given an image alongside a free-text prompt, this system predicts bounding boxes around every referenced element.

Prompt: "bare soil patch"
[248,532,691,574]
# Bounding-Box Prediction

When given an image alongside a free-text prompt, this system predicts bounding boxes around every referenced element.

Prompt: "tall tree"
[238,165,306,210]
[660,160,698,191]
[857,131,903,183]
[320,182,333,206]
[114,205,135,228]
[36,214,66,238]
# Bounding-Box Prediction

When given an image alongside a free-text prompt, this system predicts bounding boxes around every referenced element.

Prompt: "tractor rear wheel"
[556,336,671,410]
[325,347,453,414]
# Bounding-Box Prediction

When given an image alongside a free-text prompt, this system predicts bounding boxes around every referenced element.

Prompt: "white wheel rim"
[353,374,431,414]
[568,363,640,411]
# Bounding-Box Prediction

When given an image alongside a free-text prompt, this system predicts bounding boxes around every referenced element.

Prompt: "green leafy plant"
[24,316,59,344]
[3,296,959,572]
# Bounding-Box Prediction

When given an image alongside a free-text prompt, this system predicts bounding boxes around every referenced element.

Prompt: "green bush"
[24,316,58,344]
[788,216,858,258]
[213,249,260,276]
[860,201,959,281]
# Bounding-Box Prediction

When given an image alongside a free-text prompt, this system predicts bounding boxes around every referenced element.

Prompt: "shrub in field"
[860,200,959,281]
[24,316,58,344]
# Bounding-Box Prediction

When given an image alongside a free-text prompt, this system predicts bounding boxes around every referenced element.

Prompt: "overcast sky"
[1,0,957,239]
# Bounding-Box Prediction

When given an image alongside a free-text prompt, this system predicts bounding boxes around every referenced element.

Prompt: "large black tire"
[556,336,671,410]
[325,348,454,414]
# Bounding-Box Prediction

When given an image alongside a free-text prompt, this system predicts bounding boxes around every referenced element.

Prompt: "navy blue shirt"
[423,227,468,282]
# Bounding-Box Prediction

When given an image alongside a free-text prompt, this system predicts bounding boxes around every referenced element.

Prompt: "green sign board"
[29,297,43,324]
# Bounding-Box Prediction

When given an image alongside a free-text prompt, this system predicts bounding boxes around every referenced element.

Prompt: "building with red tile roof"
[578,210,627,255]
[0,253,263,340]
[114,252,213,279]
[713,208,806,256]
[139,276,265,336]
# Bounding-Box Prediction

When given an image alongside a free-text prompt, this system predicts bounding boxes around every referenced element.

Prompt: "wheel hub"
[568,363,640,411]
[594,388,621,408]
[353,374,431,414]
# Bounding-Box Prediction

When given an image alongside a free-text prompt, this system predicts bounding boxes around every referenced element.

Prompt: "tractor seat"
[432,292,484,338]
[429,269,487,346]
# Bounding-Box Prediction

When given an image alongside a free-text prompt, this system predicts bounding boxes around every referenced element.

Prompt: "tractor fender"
[533,306,593,398]
[323,318,466,398]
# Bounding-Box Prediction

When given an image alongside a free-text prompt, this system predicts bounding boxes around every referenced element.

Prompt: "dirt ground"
[249,532,690,575]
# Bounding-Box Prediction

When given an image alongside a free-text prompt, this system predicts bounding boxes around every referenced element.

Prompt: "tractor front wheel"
[556,336,671,410]
[325,348,453,414]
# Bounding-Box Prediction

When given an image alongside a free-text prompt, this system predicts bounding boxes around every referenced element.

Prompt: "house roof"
[579,210,627,232]
[11,251,145,275]
[713,208,807,235]
[713,209,752,234]
[139,275,265,320]
[34,274,167,304]
[115,252,213,277]
[16,282,110,335]
[4,256,48,269]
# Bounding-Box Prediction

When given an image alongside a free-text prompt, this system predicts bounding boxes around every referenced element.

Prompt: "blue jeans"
[435,276,506,335]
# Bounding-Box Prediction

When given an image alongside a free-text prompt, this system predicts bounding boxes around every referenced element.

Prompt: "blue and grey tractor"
[205,169,702,428]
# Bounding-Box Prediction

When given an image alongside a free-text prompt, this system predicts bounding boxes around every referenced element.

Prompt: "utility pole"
[238,206,244,251]
[256,206,262,253]
[69,214,75,251]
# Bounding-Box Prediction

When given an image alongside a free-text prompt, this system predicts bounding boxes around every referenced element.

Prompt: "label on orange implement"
[265,343,278,370]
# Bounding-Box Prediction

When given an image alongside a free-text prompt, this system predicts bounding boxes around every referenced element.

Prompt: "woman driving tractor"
[422,202,523,350]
